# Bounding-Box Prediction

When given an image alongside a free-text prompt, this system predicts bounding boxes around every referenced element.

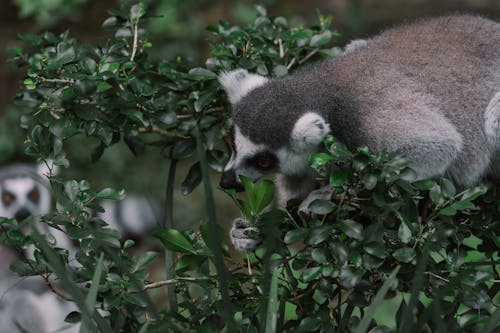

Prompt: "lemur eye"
[256,159,274,170]
[223,125,235,149]
[1,191,15,207]
[247,152,278,171]
[28,187,40,204]
[225,134,235,148]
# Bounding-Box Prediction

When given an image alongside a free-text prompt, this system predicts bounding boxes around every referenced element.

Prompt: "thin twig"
[44,277,73,301]
[138,125,189,139]
[277,38,284,58]
[144,277,211,290]
[298,49,319,65]
[40,77,76,84]
[426,271,450,283]
[247,254,253,275]
[130,24,139,62]
[286,57,296,70]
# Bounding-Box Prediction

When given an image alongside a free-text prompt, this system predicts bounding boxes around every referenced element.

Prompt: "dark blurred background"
[1,0,500,231]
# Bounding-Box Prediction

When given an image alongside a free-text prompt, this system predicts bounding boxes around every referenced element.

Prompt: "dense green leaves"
[4,1,499,332]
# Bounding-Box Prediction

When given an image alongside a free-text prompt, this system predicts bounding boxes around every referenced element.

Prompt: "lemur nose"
[14,208,31,222]
[220,170,244,192]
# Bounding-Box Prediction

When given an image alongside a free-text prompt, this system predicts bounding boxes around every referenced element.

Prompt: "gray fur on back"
[231,15,500,187]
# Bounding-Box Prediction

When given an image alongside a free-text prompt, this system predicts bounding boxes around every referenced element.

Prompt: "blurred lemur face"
[0,165,52,222]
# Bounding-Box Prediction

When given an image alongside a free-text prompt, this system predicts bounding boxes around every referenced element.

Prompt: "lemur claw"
[230,218,262,252]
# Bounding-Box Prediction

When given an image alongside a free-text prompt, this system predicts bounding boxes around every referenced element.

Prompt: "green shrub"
[4,1,499,332]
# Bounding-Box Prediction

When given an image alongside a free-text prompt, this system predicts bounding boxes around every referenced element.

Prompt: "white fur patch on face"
[218,69,269,104]
[224,126,267,181]
[291,112,330,152]
[276,148,311,176]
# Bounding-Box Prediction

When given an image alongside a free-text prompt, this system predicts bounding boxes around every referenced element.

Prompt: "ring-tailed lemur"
[0,163,159,332]
[0,164,79,333]
[219,15,500,251]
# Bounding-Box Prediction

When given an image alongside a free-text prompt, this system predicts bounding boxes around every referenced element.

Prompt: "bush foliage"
[3,1,499,332]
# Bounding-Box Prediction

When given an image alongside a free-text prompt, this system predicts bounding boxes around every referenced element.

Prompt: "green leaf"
[133,251,159,272]
[97,81,112,93]
[310,31,332,47]
[10,260,36,276]
[274,16,288,28]
[154,228,197,254]
[450,200,477,211]
[398,222,412,244]
[123,293,148,307]
[460,184,488,202]
[130,3,145,22]
[181,162,202,195]
[273,65,288,77]
[253,179,275,213]
[85,253,104,312]
[363,174,377,190]
[96,188,126,201]
[440,178,456,199]
[311,248,328,263]
[339,267,362,288]
[363,242,386,259]
[123,239,135,249]
[171,138,196,159]
[200,222,224,251]
[307,225,333,245]
[330,169,348,187]
[302,266,322,282]
[354,266,400,333]
[284,228,308,244]
[429,184,444,206]
[264,268,280,333]
[413,179,435,190]
[392,247,416,263]
[188,67,217,79]
[482,307,500,333]
[81,57,97,74]
[194,91,215,112]
[439,206,457,216]
[309,153,334,170]
[308,199,335,215]
[339,219,364,241]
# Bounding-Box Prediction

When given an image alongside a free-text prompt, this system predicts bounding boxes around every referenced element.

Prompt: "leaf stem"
[194,126,237,331]
[163,159,178,312]
[144,277,212,290]
[130,23,139,61]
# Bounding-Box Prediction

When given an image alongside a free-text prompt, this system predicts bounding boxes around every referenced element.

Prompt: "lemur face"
[218,69,330,191]
[0,165,52,222]
[220,126,279,191]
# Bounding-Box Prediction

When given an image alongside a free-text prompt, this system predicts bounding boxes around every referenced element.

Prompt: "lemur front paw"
[230,218,262,252]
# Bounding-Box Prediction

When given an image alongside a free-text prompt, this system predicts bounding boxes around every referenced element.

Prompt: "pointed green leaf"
[154,228,197,254]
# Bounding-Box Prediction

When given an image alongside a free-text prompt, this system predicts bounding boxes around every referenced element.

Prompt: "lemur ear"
[218,69,268,104]
[291,113,330,151]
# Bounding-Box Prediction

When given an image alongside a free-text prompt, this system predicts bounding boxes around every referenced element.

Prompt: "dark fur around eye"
[224,125,235,149]
[1,190,15,207]
[246,152,279,171]
[28,187,40,204]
